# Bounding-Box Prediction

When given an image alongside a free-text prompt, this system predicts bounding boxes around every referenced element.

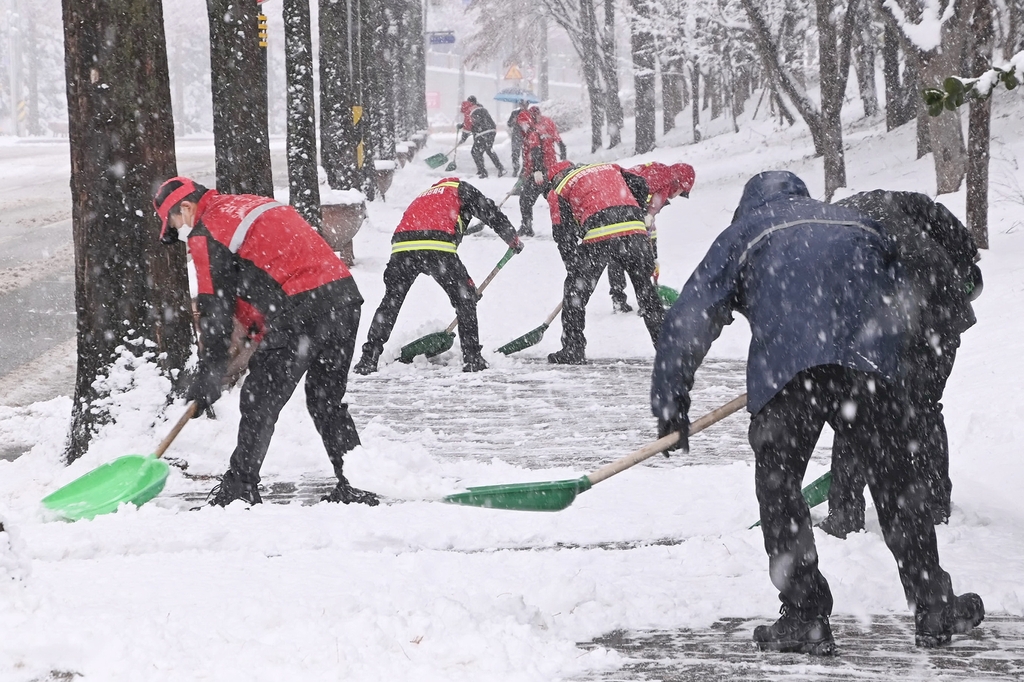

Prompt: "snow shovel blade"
[749,471,832,529]
[444,158,458,172]
[41,454,170,521]
[496,322,550,355]
[425,152,449,169]
[443,476,593,512]
[399,330,456,363]
[658,285,679,308]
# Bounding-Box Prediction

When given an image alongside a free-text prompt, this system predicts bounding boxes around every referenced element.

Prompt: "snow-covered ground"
[1,93,1023,681]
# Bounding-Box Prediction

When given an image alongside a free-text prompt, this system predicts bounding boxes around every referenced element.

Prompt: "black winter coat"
[651,171,908,424]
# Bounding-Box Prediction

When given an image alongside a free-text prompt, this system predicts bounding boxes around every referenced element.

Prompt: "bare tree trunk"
[662,57,683,133]
[630,0,656,153]
[207,0,273,196]
[538,13,550,100]
[319,0,360,189]
[853,1,878,116]
[26,10,40,135]
[62,0,192,463]
[601,0,623,148]
[882,21,914,129]
[284,0,321,230]
[691,62,701,142]
[580,0,605,152]
[967,0,992,248]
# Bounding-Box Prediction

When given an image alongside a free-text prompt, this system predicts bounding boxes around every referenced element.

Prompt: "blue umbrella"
[493,87,540,103]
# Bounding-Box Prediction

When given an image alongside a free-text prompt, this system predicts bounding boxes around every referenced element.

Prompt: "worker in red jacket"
[458,96,505,179]
[608,162,696,312]
[517,106,566,237]
[353,177,523,374]
[544,161,664,364]
[153,177,378,508]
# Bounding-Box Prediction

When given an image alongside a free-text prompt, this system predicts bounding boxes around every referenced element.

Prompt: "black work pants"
[518,175,545,231]
[559,233,664,354]
[750,365,953,617]
[827,337,958,518]
[510,133,523,175]
[362,250,481,358]
[608,238,658,304]
[471,132,503,177]
[230,278,363,485]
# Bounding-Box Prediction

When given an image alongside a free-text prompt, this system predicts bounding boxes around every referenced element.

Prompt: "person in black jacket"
[507,100,529,177]
[651,171,984,655]
[817,191,983,538]
[458,96,505,179]
[353,177,522,374]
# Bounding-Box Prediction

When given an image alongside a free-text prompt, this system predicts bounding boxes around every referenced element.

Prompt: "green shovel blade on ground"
[496,301,563,355]
[443,394,749,511]
[40,402,197,521]
[399,247,517,363]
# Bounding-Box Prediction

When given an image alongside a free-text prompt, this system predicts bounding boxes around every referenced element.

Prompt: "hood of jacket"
[732,171,810,221]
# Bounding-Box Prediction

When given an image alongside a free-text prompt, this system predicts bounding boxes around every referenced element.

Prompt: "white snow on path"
[1,94,1024,681]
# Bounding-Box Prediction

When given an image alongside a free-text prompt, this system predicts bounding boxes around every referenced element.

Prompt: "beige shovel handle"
[543,301,564,327]
[154,402,198,458]
[444,247,518,334]
[586,393,748,486]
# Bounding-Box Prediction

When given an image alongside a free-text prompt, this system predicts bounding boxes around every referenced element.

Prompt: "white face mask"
[177,208,194,242]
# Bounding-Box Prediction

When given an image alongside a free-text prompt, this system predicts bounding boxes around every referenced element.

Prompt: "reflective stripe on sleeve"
[228,201,285,253]
[391,240,459,254]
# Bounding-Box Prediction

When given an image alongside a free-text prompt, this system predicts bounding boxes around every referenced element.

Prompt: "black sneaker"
[915,593,985,647]
[462,354,488,372]
[612,299,633,314]
[497,167,506,178]
[321,478,380,506]
[929,499,951,525]
[518,225,534,238]
[352,351,380,375]
[753,606,836,656]
[547,349,586,365]
[816,508,865,539]
[207,470,262,507]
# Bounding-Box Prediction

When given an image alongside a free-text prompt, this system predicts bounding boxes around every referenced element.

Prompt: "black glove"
[455,123,463,130]
[185,364,223,418]
[509,237,525,254]
[657,413,690,455]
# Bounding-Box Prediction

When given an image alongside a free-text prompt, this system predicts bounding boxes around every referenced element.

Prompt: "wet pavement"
[579,615,1024,681]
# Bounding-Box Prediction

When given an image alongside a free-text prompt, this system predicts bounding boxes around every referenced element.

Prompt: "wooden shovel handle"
[444,247,517,334]
[154,402,198,459]
[543,301,564,327]
[586,394,748,486]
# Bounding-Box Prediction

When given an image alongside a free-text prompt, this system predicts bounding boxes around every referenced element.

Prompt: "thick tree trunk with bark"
[207,0,273,196]
[882,21,915,129]
[579,0,605,152]
[630,0,656,154]
[967,0,992,248]
[601,0,624,148]
[283,0,322,230]
[62,0,193,463]
[319,0,360,189]
[853,1,878,116]
[662,58,683,134]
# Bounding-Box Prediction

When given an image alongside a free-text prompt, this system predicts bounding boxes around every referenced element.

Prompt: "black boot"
[816,507,865,539]
[497,165,506,177]
[321,477,380,506]
[518,225,534,238]
[915,593,985,647]
[462,353,488,372]
[207,469,262,507]
[753,605,836,656]
[547,348,586,365]
[612,298,633,314]
[353,347,381,375]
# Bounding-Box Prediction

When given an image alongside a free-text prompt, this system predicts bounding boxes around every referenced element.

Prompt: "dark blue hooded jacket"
[651,171,908,422]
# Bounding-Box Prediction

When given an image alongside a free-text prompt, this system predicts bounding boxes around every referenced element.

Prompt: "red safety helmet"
[671,163,696,197]
[153,176,201,244]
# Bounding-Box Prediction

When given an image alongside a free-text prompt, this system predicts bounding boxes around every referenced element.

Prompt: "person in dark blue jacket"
[650,171,984,655]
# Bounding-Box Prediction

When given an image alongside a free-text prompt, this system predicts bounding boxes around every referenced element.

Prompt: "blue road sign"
[429,32,456,45]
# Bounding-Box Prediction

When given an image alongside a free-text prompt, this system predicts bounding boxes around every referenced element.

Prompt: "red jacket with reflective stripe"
[521,114,562,175]
[393,178,463,241]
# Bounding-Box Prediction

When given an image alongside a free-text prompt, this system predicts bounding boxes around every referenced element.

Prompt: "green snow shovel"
[658,284,679,308]
[399,247,518,363]
[41,402,198,521]
[443,393,748,512]
[496,301,563,355]
[425,139,463,169]
[749,471,833,529]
